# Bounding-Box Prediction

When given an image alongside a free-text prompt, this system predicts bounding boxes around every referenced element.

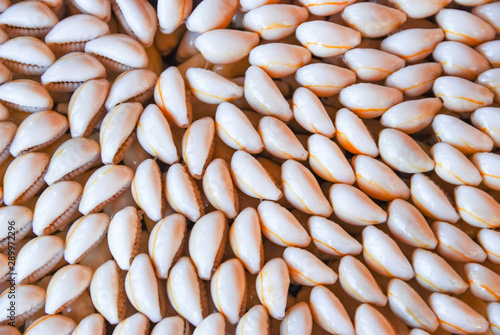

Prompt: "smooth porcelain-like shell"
[381,28,444,63]
[193,313,225,335]
[472,107,500,147]
[151,316,190,335]
[69,0,111,22]
[195,29,259,64]
[131,159,164,221]
[478,229,500,264]
[431,142,482,186]
[472,152,500,191]
[255,258,290,320]
[476,40,500,67]
[186,0,238,33]
[105,69,158,111]
[355,304,397,335]
[308,216,362,256]
[344,48,405,81]
[386,62,442,97]
[108,206,141,271]
[249,43,311,78]
[111,0,157,47]
[0,205,32,251]
[283,247,337,286]
[24,315,76,335]
[388,0,450,18]
[203,158,238,218]
[258,116,308,161]
[182,117,215,179]
[436,8,495,46]
[335,108,378,157]
[295,63,356,97]
[71,314,106,335]
[111,313,149,335]
[0,284,45,325]
[309,285,354,335]
[292,87,335,137]
[186,68,243,104]
[455,185,500,228]
[280,302,312,335]
[229,207,263,274]
[465,263,500,301]
[487,302,500,335]
[473,2,500,33]
[235,305,269,335]
[380,98,442,134]
[0,36,55,75]
[433,41,490,80]
[157,0,192,34]
[0,1,58,38]
[165,163,204,222]
[478,68,500,103]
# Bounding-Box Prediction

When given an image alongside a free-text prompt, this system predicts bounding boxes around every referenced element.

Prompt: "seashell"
[0,205,32,251]
[0,1,58,38]
[341,2,406,38]
[189,211,228,280]
[0,36,55,75]
[344,48,405,81]
[151,316,190,335]
[16,235,63,284]
[334,108,378,157]
[239,0,279,12]
[309,285,354,335]
[10,111,67,157]
[471,107,500,148]
[258,116,308,161]
[85,34,148,72]
[90,260,126,324]
[465,263,500,301]
[308,216,362,256]
[193,313,225,335]
[72,314,106,335]
[157,0,192,34]
[211,258,246,324]
[68,78,109,138]
[244,65,292,121]
[186,68,243,104]
[0,284,45,325]
[203,158,238,218]
[292,87,335,137]
[182,117,215,179]
[64,213,110,264]
[185,0,238,33]
[412,249,468,294]
[295,63,356,97]
[338,255,387,306]
[249,43,311,78]
[433,41,491,80]
[229,207,263,274]
[235,305,269,335]
[44,138,100,185]
[107,206,141,271]
[61,290,95,325]
[41,52,106,92]
[478,229,500,264]
[380,98,441,134]
[24,315,76,335]
[112,313,149,335]
[478,69,500,105]
[45,264,93,314]
[476,40,500,67]
[387,278,439,332]
[298,0,354,16]
[381,28,444,63]
[256,258,289,320]
[79,164,134,215]
[3,152,50,205]
[110,0,157,47]
[105,69,158,111]
[195,29,259,64]
[68,0,111,22]
[487,302,500,335]
[329,184,387,226]
[283,247,337,286]
[242,5,308,41]
[456,185,500,228]
[473,2,500,33]
[428,292,489,334]
[280,302,312,335]
[386,62,442,97]
[168,257,208,326]
[131,159,164,221]
[471,152,500,191]
[387,0,450,19]
[339,83,403,119]
[431,142,482,186]
[355,304,397,335]
[165,163,204,222]
[257,200,311,247]
[154,66,192,128]
[0,80,53,113]
[436,8,495,46]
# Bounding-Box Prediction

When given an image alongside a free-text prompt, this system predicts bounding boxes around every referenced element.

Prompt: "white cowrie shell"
[471,107,500,147]
[154,66,191,128]
[344,48,405,81]
[309,285,354,335]
[280,302,312,335]
[186,0,238,33]
[90,260,126,325]
[193,313,225,335]
[189,211,228,280]
[476,40,500,67]
[387,199,437,249]
[478,68,500,104]
[411,173,459,223]
[243,5,308,41]
[157,0,192,34]
[182,117,215,179]
[239,0,279,12]
[298,0,354,16]
[473,2,500,33]
[151,316,190,335]
[33,181,82,236]
[235,305,269,335]
[256,258,289,320]
[230,150,282,201]
[387,0,450,19]
[381,28,444,63]
[257,200,311,248]
[338,255,387,306]
[295,63,356,97]
[478,229,500,264]
[85,34,148,72]
[436,8,495,46]
[465,263,500,301]
[296,20,360,58]
[0,205,32,251]
[456,185,500,228]
[433,114,493,154]
[342,2,406,38]
[281,159,332,217]
[387,279,439,332]
[229,207,263,274]
[10,111,67,157]
[45,264,93,314]
[258,116,308,161]
[487,302,500,335]
[292,87,335,137]
[215,102,263,154]
[195,29,259,64]
[131,159,164,221]
[72,314,106,335]
[105,69,158,111]
[283,247,337,286]
[167,257,208,327]
[211,259,246,324]
[3,152,49,206]
[355,304,397,335]
[433,220,486,262]
[330,184,387,226]
[0,285,44,326]
[431,143,481,186]
[0,36,55,75]
[244,66,292,121]
[16,235,63,284]
[353,155,410,201]
[334,108,378,157]
[79,164,134,215]
[386,62,442,97]
[433,41,491,80]
[68,0,111,22]
[175,25,200,63]
[110,0,157,47]
[64,213,110,264]
[24,315,76,335]
[187,68,243,104]
[381,98,442,134]
[203,158,238,218]
[112,313,149,335]
[339,83,403,119]
[428,293,489,334]
[471,152,500,191]
[249,43,311,78]
[308,216,362,256]
[434,76,494,112]
[108,206,141,271]
[412,249,468,294]
[0,121,15,165]
[0,80,52,113]
[165,163,204,222]
[363,226,414,280]
[0,1,58,38]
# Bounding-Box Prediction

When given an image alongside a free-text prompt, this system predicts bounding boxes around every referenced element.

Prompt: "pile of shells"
[0,0,499,334]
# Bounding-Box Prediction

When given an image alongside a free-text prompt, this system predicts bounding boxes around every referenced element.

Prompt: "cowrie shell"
[182,117,215,179]
[193,313,225,335]
[157,0,192,34]
[203,158,238,218]
[255,258,290,320]
[433,41,491,80]
[431,142,482,186]
[295,63,356,97]
[195,29,259,64]
[335,108,378,157]
[249,43,311,78]
[235,305,269,335]
[308,216,362,256]
[186,0,238,34]
[211,259,246,324]
[186,68,243,104]
[381,28,444,63]
[309,285,355,335]
[283,247,337,286]
[386,62,442,97]
[111,313,149,335]
[455,185,500,228]
[292,87,335,137]
[380,98,442,134]
[436,8,495,46]
[355,304,397,335]
[280,302,312,335]
[387,0,450,19]
[229,207,263,274]
[23,315,76,335]
[344,48,405,81]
